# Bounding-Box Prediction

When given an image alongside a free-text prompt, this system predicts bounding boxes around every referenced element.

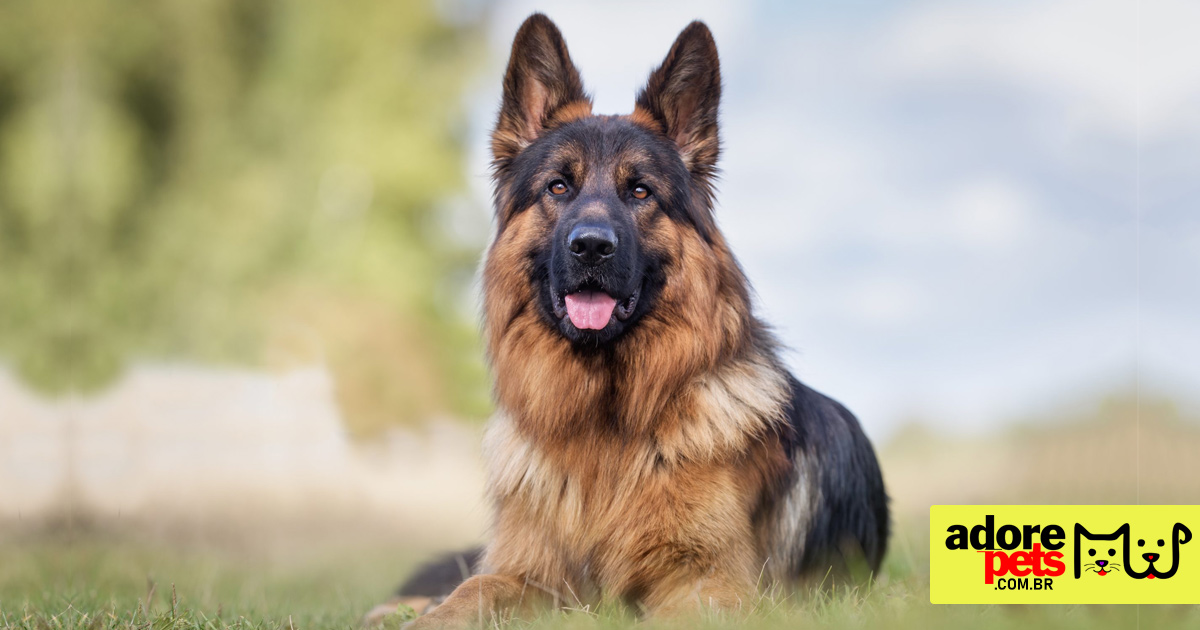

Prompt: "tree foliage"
[0,0,491,433]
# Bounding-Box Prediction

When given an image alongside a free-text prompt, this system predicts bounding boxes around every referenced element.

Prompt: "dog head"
[1128,523,1191,580]
[484,14,727,347]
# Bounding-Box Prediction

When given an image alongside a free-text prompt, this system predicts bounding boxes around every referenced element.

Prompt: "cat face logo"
[1074,523,1192,580]
[1075,524,1127,578]
[1082,542,1121,576]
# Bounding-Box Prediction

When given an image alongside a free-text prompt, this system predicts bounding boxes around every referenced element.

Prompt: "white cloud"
[946,176,1035,250]
[883,0,1200,139]
[884,0,1134,136]
[843,277,926,329]
[1138,0,1200,136]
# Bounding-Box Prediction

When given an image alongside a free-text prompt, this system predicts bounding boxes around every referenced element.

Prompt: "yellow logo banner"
[930,505,1198,604]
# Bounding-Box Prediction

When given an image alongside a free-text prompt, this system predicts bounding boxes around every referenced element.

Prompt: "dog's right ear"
[492,14,590,170]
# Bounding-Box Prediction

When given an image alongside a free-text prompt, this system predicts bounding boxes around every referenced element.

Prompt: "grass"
[4,397,1197,629]
[2,525,1197,630]
[0,532,398,630]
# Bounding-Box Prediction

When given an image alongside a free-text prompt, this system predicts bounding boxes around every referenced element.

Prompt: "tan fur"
[547,100,594,127]
[628,105,665,133]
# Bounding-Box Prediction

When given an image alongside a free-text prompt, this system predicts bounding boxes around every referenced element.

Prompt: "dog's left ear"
[636,21,722,182]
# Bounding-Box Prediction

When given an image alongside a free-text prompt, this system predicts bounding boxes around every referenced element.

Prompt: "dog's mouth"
[550,283,640,331]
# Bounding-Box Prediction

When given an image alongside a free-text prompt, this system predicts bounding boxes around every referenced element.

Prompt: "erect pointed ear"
[635,21,722,182]
[492,14,590,169]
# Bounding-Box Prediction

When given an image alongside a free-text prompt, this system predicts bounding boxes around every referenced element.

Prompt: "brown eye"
[548,180,568,196]
[631,184,650,200]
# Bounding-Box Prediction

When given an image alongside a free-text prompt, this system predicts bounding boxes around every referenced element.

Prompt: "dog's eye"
[631,184,651,200]
[548,180,569,196]
[1158,539,1165,547]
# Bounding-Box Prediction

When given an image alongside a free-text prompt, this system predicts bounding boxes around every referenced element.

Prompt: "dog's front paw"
[361,598,423,628]
[399,614,452,630]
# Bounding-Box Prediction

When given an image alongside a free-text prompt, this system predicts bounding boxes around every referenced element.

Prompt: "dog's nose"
[567,223,618,265]
[1096,560,1107,567]
[1144,553,1159,562]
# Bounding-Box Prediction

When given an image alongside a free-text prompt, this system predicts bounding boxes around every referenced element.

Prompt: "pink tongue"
[564,291,618,330]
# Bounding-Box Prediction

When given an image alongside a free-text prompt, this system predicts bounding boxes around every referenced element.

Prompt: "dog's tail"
[362,547,483,625]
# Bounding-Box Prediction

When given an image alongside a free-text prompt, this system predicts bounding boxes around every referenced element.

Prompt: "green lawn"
[2,525,1195,630]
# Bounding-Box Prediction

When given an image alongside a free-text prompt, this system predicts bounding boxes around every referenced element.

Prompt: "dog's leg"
[639,568,754,621]
[403,573,546,629]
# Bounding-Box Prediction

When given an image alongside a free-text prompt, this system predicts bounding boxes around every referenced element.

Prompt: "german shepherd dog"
[381,13,889,628]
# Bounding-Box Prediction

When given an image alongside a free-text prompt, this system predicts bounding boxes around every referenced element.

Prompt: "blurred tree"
[0,0,492,434]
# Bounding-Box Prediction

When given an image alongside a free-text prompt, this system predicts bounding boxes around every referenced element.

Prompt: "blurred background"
[1,0,1198,625]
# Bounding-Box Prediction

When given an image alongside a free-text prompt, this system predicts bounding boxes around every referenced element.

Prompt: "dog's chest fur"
[481,356,792,593]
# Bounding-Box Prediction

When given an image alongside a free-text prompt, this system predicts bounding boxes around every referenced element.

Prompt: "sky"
[450,0,1200,439]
